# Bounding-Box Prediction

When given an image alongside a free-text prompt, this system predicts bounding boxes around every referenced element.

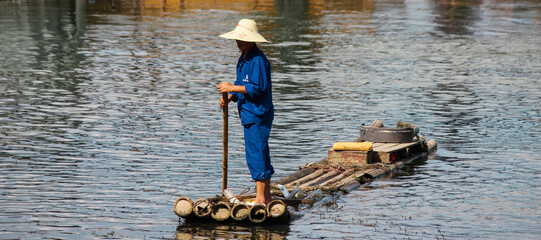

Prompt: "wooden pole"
[222,92,229,194]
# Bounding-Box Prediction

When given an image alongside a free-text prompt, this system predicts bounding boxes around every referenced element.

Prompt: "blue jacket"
[232,46,274,125]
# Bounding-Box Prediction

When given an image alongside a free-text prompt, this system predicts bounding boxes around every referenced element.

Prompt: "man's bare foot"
[255,179,271,205]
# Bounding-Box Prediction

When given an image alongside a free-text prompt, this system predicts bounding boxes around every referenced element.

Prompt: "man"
[217,19,274,205]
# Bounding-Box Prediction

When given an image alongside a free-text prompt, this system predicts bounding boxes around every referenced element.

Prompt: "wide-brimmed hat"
[219,19,270,43]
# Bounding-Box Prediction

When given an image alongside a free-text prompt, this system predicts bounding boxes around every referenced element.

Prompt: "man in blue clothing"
[217,19,274,205]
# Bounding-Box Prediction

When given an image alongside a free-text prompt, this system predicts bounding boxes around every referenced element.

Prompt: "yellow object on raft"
[332,142,373,151]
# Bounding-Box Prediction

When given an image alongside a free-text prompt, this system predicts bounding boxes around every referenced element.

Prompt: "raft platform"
[174,121,437,224]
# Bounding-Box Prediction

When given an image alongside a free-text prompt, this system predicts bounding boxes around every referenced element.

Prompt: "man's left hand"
[217,82,233,93]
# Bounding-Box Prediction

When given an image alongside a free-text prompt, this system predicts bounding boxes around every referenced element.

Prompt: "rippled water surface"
[1,0,540,239]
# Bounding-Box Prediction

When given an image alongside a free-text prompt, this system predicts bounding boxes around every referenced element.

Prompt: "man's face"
[236,40,254,53]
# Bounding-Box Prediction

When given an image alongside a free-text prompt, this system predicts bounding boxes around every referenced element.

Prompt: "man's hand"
[217,82,233,93]
[219,94,231,108]
[218,82,248,94]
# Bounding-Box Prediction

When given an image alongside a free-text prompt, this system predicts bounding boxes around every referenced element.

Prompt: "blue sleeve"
[244,56,269,99]
[230,92,239,102]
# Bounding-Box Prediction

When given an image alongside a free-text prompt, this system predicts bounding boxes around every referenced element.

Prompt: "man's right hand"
[219,94,231,108]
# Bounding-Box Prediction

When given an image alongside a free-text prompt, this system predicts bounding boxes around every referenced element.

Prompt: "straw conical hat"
[219,19,270,43]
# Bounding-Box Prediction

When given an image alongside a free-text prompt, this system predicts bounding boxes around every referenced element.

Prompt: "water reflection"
[424,78,483,150]
[176,222,289,239]
[308,0,374,14]
[0,0,89,155]
[84,0,276,14]
[432,0,482,35]
[83,0,375,15]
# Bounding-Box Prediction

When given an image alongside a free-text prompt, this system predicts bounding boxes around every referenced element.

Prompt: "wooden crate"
[371,141,422,163]
[327,149,375,167]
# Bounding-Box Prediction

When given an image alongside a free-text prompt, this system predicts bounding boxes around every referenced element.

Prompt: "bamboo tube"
[310,186,341,192]
[319,169,355,187]
[363,168,386,179]
[267,200,289,220]
[230,203,249,221]
[279,198,314,205]
[272,167,314,185]
[331,169,372,189]
[173,196,193,218]
[388,161,405,172]
[237,190,281,200]
[340,180,361,193]
[272,159,329,186]
[248,203,267,223]
[426,139,437,152]
[193,198,211,218]
[299,170,340,188]
[285,169,326,187]
[211,201,231,222]
[370,119,384,128]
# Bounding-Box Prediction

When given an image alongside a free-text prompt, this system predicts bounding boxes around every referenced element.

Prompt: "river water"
[1,0,540,239]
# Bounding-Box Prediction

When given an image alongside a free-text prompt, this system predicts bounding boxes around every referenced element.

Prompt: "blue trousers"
[243,120,274,181]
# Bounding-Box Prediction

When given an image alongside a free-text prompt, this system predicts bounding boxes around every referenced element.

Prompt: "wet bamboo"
[308,185,340,192]
[272,158,329,186]
[360,168,386,180]
[359,148,433,181]
[222,92,228,193]
[339,180,361,193]
[331,169,372,189]
[267,200,290,221]
[272,167,314,185]
[299,170,340,188]
[248,203,267,223]
[285,169,326,187]
[193,198,212,218]
[427,139,437,152]
[230,203,250,221]
[211,201,231,222]
[279,198,315,205]
[173,196,194,218]
[237,190,281,200]
[319,169,355,187]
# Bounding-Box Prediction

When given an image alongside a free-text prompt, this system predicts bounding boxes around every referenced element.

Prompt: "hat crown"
[236,19,258,33]
[219,19,270,43]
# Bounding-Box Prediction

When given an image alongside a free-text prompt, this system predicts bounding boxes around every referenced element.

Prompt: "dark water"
[1,0,540,239]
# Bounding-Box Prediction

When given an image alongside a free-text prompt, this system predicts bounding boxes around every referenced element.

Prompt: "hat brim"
[219,30,270,43]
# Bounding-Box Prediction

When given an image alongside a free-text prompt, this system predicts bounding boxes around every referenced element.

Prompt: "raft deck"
[272,137,432,193]
[174,134,437,224]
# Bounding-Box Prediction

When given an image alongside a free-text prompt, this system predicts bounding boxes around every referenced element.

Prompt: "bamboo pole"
[222,92,228,193]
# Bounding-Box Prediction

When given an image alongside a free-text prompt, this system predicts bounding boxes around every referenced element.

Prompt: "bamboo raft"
[174,121,437,224]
